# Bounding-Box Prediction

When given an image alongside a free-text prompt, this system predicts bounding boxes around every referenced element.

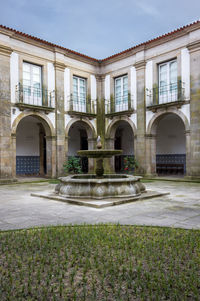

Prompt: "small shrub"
[123,156,138,173]
[63,157,82,174]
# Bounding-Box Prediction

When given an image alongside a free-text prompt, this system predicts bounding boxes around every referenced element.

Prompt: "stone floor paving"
[0,181,199,230]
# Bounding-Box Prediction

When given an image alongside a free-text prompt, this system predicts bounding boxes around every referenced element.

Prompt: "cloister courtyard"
[0,179,199,231]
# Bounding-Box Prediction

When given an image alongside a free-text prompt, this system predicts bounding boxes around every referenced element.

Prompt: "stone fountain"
[55,136,146,200]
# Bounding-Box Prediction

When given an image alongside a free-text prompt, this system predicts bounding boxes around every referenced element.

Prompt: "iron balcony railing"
[105,95,134,114]
[146,80,185,106]
[68,95,97,115]
[16,83,55,108]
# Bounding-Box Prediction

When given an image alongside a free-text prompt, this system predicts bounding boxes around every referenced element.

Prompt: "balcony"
[67,95,97,118]
[15,84,55,113]
[146,80,186,111]
[105,94,134,117]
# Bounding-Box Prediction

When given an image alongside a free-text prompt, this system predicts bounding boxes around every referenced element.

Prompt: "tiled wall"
[156,154,186,173]
[16,156,40,175]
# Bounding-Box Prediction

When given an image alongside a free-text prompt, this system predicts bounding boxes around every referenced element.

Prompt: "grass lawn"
[0,225,199,300]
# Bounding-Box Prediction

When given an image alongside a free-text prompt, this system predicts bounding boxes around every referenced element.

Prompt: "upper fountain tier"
[77,149,122,158]
[77,135,122,158]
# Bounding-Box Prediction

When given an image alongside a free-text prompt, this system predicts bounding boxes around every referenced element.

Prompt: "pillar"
[135,60,147,175]
[188,42,200,177]
[54,61,66,177]
[0,45,13,179]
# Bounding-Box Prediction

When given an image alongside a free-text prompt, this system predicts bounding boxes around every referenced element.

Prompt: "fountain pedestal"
[55,137,146,201]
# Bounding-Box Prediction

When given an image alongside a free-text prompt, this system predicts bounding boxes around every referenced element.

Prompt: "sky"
[0,0,200,59]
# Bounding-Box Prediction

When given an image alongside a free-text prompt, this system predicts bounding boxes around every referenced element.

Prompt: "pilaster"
[96,75,105,147]
[135,60,147,175]
[54,60,66,176]
[0,45,13,179]
[188,42,200,177]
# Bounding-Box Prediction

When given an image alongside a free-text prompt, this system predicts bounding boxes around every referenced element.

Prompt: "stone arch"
[11,111,56,178]
[147,109,190,136]
[66,118,96,173]
[65,117,96,139]
[106,116,137,139]
[12,111,55,137]
[146,109,190,176]
[105,117,136,173]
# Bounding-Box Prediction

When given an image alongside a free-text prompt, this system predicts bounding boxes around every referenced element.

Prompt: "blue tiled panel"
[156,154,186,173]
[16,156,40,175]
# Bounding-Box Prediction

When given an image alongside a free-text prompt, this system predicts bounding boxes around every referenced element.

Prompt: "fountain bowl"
[56,174,146,200]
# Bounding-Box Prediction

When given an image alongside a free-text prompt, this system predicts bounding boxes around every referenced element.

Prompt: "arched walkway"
[106,118,136,173]
[11,112,56,178]
[146,111,190,176]
[66,118,96,173]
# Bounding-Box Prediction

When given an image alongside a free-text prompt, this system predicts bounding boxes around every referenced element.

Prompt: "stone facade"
[0,22,200,179]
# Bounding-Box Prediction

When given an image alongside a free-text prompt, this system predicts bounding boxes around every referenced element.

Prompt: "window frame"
[73,75,87,104]
[114,74,128,105]
[158,59,177,103]
[22,62,42,105]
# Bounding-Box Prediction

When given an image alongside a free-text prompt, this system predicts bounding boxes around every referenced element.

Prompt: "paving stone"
[0,181,199,230]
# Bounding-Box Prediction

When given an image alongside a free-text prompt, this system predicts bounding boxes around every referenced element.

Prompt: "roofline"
[102,20,200,62]
[0,20,200,64]
[0,24,99,62]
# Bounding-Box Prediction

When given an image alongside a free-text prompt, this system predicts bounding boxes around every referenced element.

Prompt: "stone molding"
[95,75,105,81]
[54,62,66,71]
[134,60,146,70]
[0,45,12,57]
[187,41,200,53]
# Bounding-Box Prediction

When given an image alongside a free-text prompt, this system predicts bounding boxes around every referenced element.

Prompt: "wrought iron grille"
[16,83,55,108]
[146,80,185,106]
[68,95,97,114]
[105,95,134,114]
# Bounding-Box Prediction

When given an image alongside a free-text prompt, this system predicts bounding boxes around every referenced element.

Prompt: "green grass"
[0,225,199,300]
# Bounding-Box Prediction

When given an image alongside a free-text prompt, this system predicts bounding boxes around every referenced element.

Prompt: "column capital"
[145,134,156,139]
[95,74,105,81]
[0,45,12,57]
[54,62,66,71]
[134,60,146,70]
[187,41,200,53]
[185,130,191,135]
[46,135,56,141]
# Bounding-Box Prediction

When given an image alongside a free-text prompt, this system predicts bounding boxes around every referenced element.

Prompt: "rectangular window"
[73,76,86,112]
[115,75,128,111]
[23,62,42,106]
[158,60,177,103]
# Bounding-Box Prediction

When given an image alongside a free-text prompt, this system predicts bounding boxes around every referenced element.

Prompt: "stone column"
[46,135,56,178]
[135,60,147,175]
[0,45,13,179]
[188,42,200,178]
[96,75,105,147]
[145,134,156,176]
[54,61,66,177]
[11,133,16,178]
[185,130,191,176]
[88,138,96,172]
[104,137,115,173]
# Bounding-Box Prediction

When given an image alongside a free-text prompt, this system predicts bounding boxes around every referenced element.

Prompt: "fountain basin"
[77,149,122,158]
[55,174,146,200]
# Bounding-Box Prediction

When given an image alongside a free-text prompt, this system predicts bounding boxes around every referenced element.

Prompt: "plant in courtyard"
[63,156,82,174]
[0,225,199,300]
[123,156,138,173]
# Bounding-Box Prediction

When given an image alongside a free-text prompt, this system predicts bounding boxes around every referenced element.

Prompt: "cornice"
[187,41,200,53]
[54,61,66,71]
[134,60,146,70]
[95,75,105,81]
[0,45,12,56]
